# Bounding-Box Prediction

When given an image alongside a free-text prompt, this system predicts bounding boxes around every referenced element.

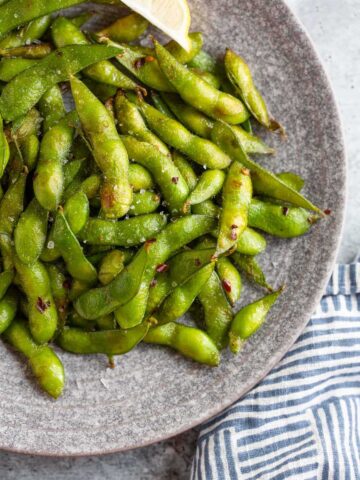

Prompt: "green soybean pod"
[115,215,217,328]
[229,288,284,353]
[145,272,172,316]
[130,191,161,216]
[64,190,90,234]
[53,208,97,285]
[51,17,137,91]
[192,199,220,218]
[78,213,167,247]
[21,134,40,171]
[129,163,154,192]
[0,287,18,334]
[0,15,51,49]
[69,12,94,28]
[71,76,133,219]
[63,159,86,190]
[46,264,69,325]
[235,227,267,256]
[0,44,122,121]
[34,118,74,211]
[14,198,48,265]
[172,151,198,191]
[150,90,175,118]
[0,270,14,300]
[0,43,52,59]
[198,271,233,350]
[216,162,252,256]
[98,250,126,286]
[190,68,221,88]
[184,169,225,212]
[0,112,9,178]
[2,318,64,398]
[216,257,242,306]
[96,314,117,331]
[69,279,90,302]
[115,91,170,156]
[224,49,284,133]
[138,101,231,170]
[153,39,249,124]
[98,12,149,42]
[156,263,215,325]
[83,78,118,103]
[0,170,27,270]
[144,322,220,366]
[14,256,58,344]
[231,252,273,291]
[277,172,304,192]
[57,322,149,355]
[165,32,203,63]
[187,49,218,74]
[248,199,319,238]
[211,121,321,212]
[0,57,37,82]
[39,85,66,133]
[121,135,189,214]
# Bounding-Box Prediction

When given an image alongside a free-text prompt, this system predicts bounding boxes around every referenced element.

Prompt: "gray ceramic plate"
[0,0,345,456]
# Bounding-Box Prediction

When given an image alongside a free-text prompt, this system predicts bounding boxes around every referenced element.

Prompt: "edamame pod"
[3,318,64,398]
[0,270,14,300]
[211,121,321,212]
[184,169,225,212]
[0,43,52,59]
[115,91,170,156]
[155,263,215,325]
[14,198,48,265]
[216,257,242,306]
[0,288,17,333]
[139,102,231,169]
[0,112,9,178]
[277,172,304,192]
[98,250,127,286]
[14,256,58,344]
[217,161,252,256]
[231,253,272,291]
[172,151,198,191]
[225,49,284,133]
[229,288,284,353]
[78,213,167,247]
[57,322,149,355]
[248,198,319,238]
[46,264,69,325]
[71,76,132,219]
[144,322,220,366]
[34,116,74,211]
[0,15,51,49]
[51,17,137,91]
[129,163,154,192]
[198,271,233,349]
[130,191,161,216]
[0,44,122,121]
[53,208,97,285]
[154,39,249,124]
[145,272,172,315]
[0,58,37,82]
[121,135,189,213]
[98,12,149,42]
[39,85,66,133]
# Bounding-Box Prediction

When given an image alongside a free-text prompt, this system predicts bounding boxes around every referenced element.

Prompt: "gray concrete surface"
[0,0,358,478]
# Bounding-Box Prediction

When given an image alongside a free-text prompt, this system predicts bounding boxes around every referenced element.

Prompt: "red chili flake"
[241,167,250,176]
[144,238,156,252]
[134,57,146,69]
[231,225,238,240]
[324,209,332,215]
[62,279,72,290]
[145,55,156,63]
[156,263,168,273]
[194,258,202,267]
[282,207,289,216]
[150,278,158,288]
[36,297,51,314]
[222,280,232,293]
[171,176,179,184]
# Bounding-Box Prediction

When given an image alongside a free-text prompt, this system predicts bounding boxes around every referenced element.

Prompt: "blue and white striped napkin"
[192,257,360,479]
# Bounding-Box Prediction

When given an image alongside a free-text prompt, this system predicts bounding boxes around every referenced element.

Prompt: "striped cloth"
[192,257,360,480]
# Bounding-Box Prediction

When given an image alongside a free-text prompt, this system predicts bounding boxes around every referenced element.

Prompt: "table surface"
[1,1,359,478]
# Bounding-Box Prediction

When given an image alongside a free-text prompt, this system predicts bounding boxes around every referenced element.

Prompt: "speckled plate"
[0,0,345,456]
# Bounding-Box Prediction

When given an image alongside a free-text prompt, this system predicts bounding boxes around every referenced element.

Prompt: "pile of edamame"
[0,0,325,399]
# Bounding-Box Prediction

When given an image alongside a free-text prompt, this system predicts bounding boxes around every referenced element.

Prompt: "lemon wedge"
[121,0,192,51]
